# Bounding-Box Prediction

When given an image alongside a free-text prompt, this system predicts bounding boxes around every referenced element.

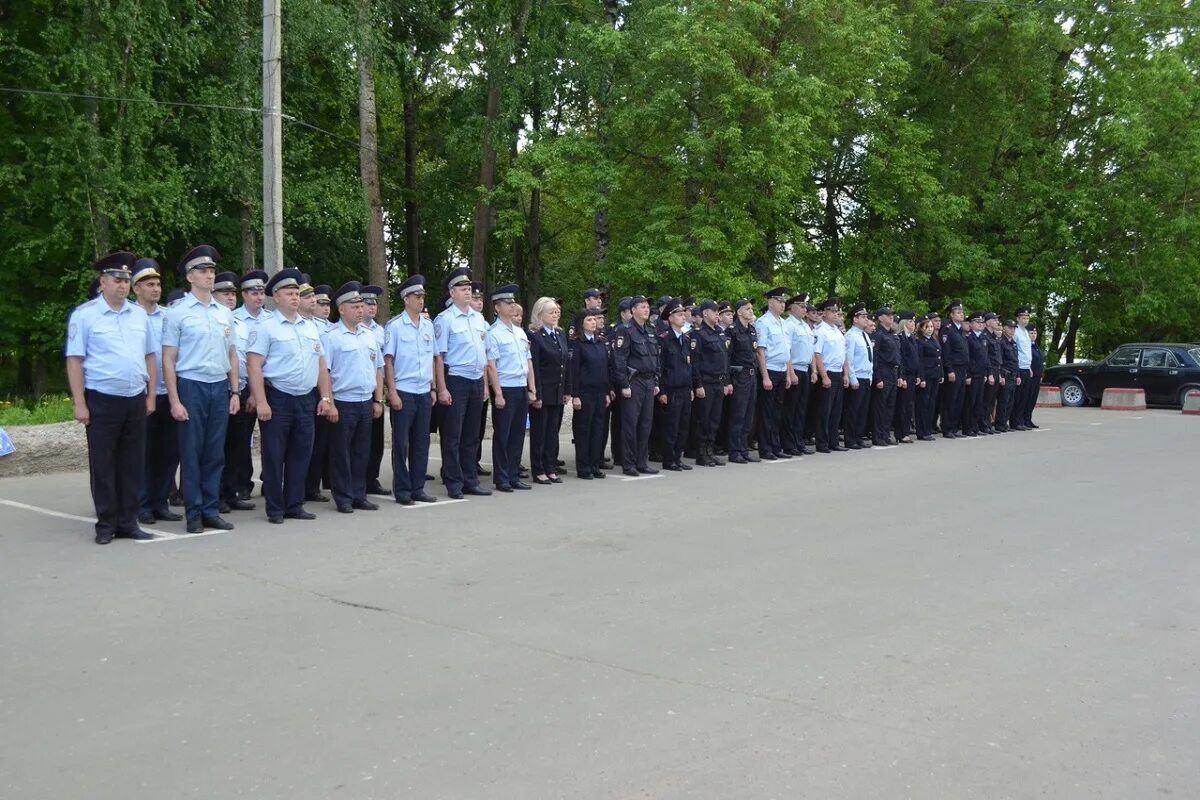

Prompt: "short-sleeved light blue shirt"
[65,298,153,397]
[321,321,382,402]
[486,319,532,388]
[784,314,815,371]
[362,318,386,351]
[383,312,436,393]
[754,312,790,372]
[248,313,323,396]
[233,305,274,326]
[143,304,168,394]
[162,293,234,384]
[815,321,847,372]
[845,325,874,383]
[230,316,249,392]
[434,305,488,380]
[1014,325,1032,369]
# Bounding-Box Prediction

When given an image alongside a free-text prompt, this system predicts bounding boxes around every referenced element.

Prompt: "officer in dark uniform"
[692,300,731,467]
[871,307,901,446]
[894,310,921,443]
[656,298,699,471]
[939,300,969,438]
[714,300,735,454]
[1025,323,1044,429]
[567,307,611,479]
[963,311,989,436]
[606,296,633,468]
[610,295,660,476]
[725,298,760,463]
[996,319,1020,431]
[983,312,1003,434]
[915,315,942,440]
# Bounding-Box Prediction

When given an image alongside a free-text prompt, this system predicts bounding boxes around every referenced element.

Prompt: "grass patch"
[0,395,76,426]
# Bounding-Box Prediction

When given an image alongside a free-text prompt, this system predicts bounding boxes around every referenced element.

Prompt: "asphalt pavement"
[1,407,1197,799]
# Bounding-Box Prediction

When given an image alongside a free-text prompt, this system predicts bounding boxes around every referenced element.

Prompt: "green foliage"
[0,395,74,426]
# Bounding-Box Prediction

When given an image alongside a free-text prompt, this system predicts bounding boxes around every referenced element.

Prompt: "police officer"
[812,298,848,452]
[163,245,240,533]
[915,315,942,441]
[130,257,182,526]
[383,275,439,505]
[894,310,921,444]
[983,312,1003,434]
[312,285,334,329]
[754,287,793,460]
[782,294,815,456]
[1011,305,1034,431]
[692,300,731,467]
[486,284,535,492]
[611,295,660,476]
[843,303,873,449]
[1025,323,1044,429]
[606,296,634,467]
[232,270,271,500]
[713,300,735,455]
[322,281,384,513]
[567,307,611,479]
[724,298,759,463]
[248,268,338,524]
[358,284,390,493]
[996,319,1021,431]
[939,300,969,438]
[656,298,698,471]
[304,285,335,502]
[434,268,491,499]
[871,307,901,446]
[66,251,157,544]
[213,271,255,514]
[963,311,989,436]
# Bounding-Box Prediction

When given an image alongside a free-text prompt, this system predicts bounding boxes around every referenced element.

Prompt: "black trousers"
[305,415,331,495]
[843,380,869,445]
[331,399,373,507]
[572,389,608,475]
[141,393,177,516]
[366,413,385,484]
[261,387,316,518]
[997,373,1017,430]
[390,390,432,500]
[698,381,725,448]
[658,386,692,464]
[728,369,756,456]
[983,373,1000,430]
[815,372,844,450]
[1012,368,1036,427]
[964,373,986,434]
[872,377,898,442]
[86,390,147,538]
[941,371,966,434]
[757,369,786,456]
[1024,372,1042,425]
[491,386,527,488]
[915,381,939,438]
[609,393,624,466]
[783,372,811,451]
[440,374,484,493]
[894,382,915,439]
[223,391,254,502]
[620,375,655,470]
[529,403,563,476]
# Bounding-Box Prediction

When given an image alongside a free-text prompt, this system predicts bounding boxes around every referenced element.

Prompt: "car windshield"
[1190,348,1200,366]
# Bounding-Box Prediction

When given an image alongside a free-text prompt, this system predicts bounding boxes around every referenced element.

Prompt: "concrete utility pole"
[262,0,283,275]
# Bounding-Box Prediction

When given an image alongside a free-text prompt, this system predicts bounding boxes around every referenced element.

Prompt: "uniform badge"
[313,341,322,354]
[223,326,231,337]
[941,335,948,343]
[725,339,731,349]
[68,324,77,342]
[689,339,697,350]
[616,336,625,348]
[248,331,257,346]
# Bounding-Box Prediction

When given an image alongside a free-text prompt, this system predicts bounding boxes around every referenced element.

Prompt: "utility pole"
[262,0,283,275]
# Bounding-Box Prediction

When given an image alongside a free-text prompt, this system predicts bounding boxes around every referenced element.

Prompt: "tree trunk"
[593,0,618,266]
[403,93,420,276]
[239,201,256,272]
[358,2,389,319]
[825,183,840,297]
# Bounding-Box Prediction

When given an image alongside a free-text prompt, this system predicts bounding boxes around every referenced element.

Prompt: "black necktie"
[864,330,872,362]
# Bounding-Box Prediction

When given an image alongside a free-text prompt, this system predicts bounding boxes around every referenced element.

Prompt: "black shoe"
[511,481,532,490]
[761,452,778,460]
[337,505,354,513]
[448,491,464,500]
[591,471,606,479]
[1013,424,1028,431]
[577,473,594,480]
[153,509,182,522]
[873,440,890,447]
[268,516,284,524]
[202,516,235,530]
[714,448,728,456]
[556,459,566,467]
[366,482,389,496]
[549,475,563,483]
[305,492,329,503]
[831,445,848,452]
[495,484,514,493]
[664,463,683,471]
[425,474,435,481]
[395,496,414,506]
[138,511,156,525]
[283,511,316,521]
[847,442,862,450]
[519,466,529,477]
[95,530,115,545]
[476,465,491,476]
[943,432,958,439]
[727,453,748,463]
[413,493,438,503]
[798,447,813,455]
[622,468,640,476]
[918,435,935,441]
[352,500,379,511]
[637,466,659,475]
[115,529,155,541]
[228,499,255,511]
[219,500,232,514]
[463,485,492,496]
[237,488,253,502]
[1028,423,1039,429]
[816,446,832,454]
[169,490,184,508]
[776,451,792,459]
[600,458,613,468]
[677,461,693,471]
[186,518,204,534]
[533,476,553,485]
[744,453,761,462]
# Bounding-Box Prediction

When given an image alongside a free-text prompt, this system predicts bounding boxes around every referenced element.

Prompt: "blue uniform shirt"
[321,321,381,401]
[230,316,250,392]
[144,304,168,395]
[845,325,874,384]
[233,305,274,326]
[383,312,436,394]
[362,318,386,351]
[486,319,532,388]
[815,321,846,372]
[754,312,790,372]
[65,298,153,397]
[784,315,815,371]
[248,312,324,396]
[1014,325,1032,369]
[163,293,235,383]
[434,305,488,380]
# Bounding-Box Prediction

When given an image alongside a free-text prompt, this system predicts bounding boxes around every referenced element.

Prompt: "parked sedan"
[1043,343,1200,407]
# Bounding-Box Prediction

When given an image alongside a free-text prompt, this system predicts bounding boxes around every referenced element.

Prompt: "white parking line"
[0,498,95,524]
[137,529,230,543]
[621,474,664,482]
[397,498,469,509]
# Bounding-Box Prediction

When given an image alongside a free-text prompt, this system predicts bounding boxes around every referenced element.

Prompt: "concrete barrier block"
[1183,390,1200,415]
[1036,385,1063,408]
[1101,387,1147,411]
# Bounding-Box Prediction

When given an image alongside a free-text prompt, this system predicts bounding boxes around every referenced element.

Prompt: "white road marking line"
[0,498,96,524]
[398,498,469,509]
[621,474,664,482]
[137,529,230,543]
[1089,422,1104,426]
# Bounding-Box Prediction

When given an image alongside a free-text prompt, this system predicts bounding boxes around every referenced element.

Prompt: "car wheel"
[1180,385,1200,407]
[1059,379,1087,407]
